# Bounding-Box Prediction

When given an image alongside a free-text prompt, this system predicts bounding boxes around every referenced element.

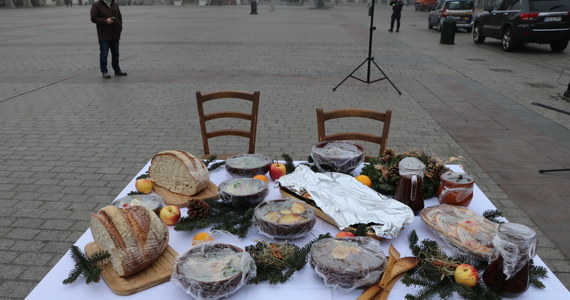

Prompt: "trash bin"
[440,18,456,45]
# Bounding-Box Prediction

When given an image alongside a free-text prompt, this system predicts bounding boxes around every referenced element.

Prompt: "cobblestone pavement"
[0,3,569,299]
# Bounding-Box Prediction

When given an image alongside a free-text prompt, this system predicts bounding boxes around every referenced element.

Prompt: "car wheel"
[550,40,568,52]
[428,22,433,29]
[473,23,485,44]
[438,19,443,32]
[466,27,472,33]
[502,28,519,52]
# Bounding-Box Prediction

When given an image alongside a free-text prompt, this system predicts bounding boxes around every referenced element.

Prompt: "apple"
[454,264,478,287]
[335,231,356,238]
[135,178,153,194]
[159,205,181,226]
[269,162,287,181]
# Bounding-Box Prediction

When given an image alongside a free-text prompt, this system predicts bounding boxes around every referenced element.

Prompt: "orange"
[355,175,372,187]
[253,174,269,183]
[192,232,214,246]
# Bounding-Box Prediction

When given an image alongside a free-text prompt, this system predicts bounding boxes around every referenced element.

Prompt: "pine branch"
[136,171,149,180]
[281,153,296,174]
[529,259,548,288]
[208,161,225,172]
[203,155,217,166]
[127,190,144,195]
[174,198,254,238]
[483,209,505,224]
[63,245,110,285]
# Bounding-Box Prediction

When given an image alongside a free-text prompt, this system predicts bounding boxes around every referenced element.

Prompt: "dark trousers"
[390,12,401,31]
[99,40,121,74]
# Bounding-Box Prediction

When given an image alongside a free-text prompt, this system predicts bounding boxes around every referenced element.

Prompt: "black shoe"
[102,73,111,79]
[388,29,393,32]
[115,71,128,76]
[396,29,399,32]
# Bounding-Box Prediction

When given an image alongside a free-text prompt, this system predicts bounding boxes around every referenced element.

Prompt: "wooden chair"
[196,90,260,159]
[316,107,392,161]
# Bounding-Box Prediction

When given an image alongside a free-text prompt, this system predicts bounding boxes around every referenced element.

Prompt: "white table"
[27,163,570,300]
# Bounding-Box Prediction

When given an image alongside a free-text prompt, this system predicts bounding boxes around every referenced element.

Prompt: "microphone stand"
[333,0,401,94]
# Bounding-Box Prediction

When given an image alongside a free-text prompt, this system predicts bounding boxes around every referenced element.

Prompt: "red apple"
[269,162,287,181]
[454,264,478,287]
[135,178,153,194]
[159,205,181,226]
[336,231,356,238]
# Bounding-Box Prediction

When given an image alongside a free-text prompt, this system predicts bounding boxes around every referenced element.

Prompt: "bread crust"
[90,205,169,277]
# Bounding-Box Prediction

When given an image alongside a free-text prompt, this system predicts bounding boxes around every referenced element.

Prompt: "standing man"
[91,0,127,79]
[388,0,404,32]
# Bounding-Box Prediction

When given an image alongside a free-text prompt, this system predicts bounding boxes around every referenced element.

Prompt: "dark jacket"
[90,0,123,41]
[389,0,403,13]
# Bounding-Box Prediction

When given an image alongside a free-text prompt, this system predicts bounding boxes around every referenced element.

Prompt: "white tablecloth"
[26,163,570,300]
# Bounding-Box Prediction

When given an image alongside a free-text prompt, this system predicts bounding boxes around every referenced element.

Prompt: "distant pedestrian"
[388,0,404,32]
[90,0,127,79]
[65,0,73,7]
[250,0,258,14]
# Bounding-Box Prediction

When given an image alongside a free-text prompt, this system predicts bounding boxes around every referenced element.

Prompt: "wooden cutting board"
[154,180,218,208]
[84,242,178,296]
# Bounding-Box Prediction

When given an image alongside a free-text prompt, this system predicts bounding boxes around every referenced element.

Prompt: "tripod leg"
[333,58,369,91]
[539,168,570,173]
[371,59,402,95]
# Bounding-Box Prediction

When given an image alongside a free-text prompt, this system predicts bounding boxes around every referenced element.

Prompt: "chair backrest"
[196,91,260,158]
[316,107,392,161]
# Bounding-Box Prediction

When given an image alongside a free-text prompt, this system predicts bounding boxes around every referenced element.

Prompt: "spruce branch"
[281,153,296,174]
[483,209,505,224]
[63,245,110,285]
[174,198,254,238]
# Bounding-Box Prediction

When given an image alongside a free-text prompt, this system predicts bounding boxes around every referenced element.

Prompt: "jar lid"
[441,171,474,184]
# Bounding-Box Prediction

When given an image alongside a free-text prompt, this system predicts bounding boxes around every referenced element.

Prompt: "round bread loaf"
[90,205,169,277]
[148,150,210,196]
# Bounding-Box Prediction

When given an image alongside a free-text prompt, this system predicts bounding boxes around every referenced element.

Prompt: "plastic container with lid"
[437,171,474,207]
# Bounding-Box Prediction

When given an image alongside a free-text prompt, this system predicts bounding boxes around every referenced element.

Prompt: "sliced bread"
[148,150,210,196]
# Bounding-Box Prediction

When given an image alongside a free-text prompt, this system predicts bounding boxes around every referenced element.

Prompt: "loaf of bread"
[148,150,210,196]
[90,205,169,277]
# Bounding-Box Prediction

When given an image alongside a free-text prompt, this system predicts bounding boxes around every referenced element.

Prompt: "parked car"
[428,0,475,32]
[415,0,438,11]
[472,0,570,52]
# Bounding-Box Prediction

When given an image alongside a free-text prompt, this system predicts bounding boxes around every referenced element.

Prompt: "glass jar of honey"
[437,171,474,207]
[483,223,537,296]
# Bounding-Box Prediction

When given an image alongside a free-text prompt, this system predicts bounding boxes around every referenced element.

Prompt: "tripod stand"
[333,0,401,94]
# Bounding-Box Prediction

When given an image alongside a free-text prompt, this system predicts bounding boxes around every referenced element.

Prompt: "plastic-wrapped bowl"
[311,141,365,174]
[218,178,269,208]
[254,198,316,240]
[309,237,386,291]
[111,194,165,215]
[172,243,255,300]
[225,154,271,178]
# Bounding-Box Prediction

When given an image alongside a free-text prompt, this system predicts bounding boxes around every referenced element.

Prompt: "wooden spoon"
[378,257,420,289]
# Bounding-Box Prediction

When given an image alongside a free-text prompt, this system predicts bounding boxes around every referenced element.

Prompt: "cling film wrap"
[253,198,317,240]
[309,237,386,291]
[420,205,499,260]
[438,186,473,204]
[276,165,414,238]
[311,141,365,174]
[171,231,256,300]
[490,223,537,280]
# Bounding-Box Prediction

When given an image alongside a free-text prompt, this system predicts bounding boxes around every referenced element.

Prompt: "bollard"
[250,0,258,14]
[440,18,456,45]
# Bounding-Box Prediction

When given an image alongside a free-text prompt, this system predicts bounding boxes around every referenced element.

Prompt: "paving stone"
[0,281,37,298]
[0,265,26,280]
[9,240,45,252]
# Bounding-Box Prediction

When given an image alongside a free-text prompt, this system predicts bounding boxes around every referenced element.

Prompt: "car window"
[435,1,445,9]
[529,0,570,11]
[498,0,514,10]
[509,0,521,10]
[446,1,474,9]
[489,0,503,10]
